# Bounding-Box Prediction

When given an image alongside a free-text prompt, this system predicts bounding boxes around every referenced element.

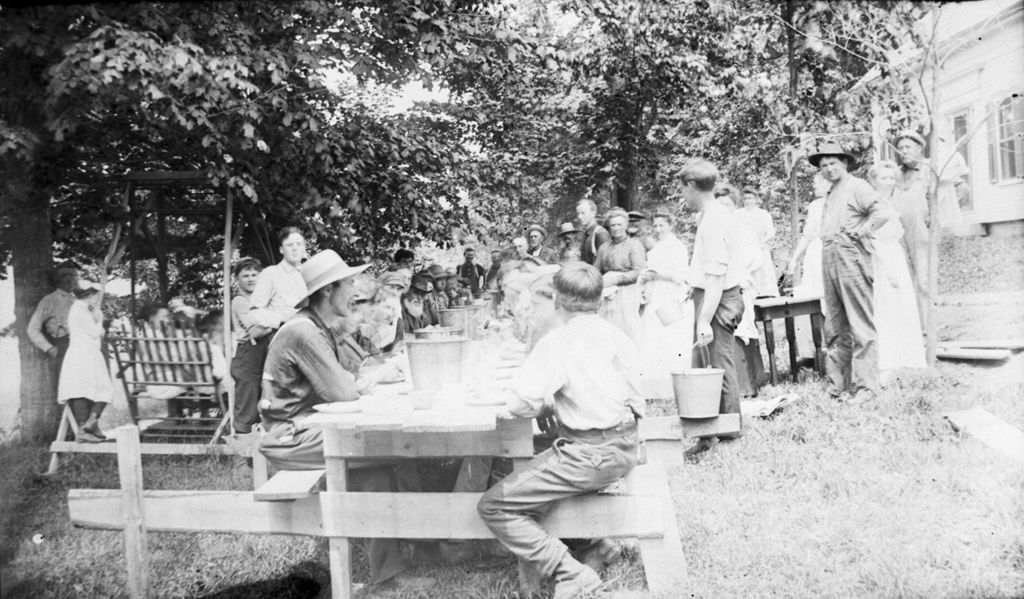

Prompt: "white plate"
[313,401,363,414]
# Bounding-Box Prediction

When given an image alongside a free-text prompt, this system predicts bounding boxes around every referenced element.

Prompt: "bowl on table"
[412,326,465,339]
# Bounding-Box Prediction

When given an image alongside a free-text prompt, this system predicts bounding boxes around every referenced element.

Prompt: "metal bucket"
[439,306,488,340]
[406,337,470,391]
[671,368,724,418]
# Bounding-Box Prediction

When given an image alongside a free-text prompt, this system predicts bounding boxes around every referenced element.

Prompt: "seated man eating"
[257,249,434,592]
[477,262,644,599]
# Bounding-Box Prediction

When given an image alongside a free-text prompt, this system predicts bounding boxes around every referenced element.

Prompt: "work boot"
[382,571,435,592]
[683,437,715,463]
[578,538,622,572]
[552,555,603,599]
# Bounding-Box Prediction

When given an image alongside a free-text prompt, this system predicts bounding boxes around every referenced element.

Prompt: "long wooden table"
[753,295,825,384]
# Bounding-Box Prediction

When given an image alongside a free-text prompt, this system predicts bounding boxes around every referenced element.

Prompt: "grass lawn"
[2,357,1023,598]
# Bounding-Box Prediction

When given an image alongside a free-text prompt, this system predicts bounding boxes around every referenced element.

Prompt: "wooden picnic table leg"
[785,316,798,381]
[810,313,825,376]
[761,319,778,385]
[325,458,352,599]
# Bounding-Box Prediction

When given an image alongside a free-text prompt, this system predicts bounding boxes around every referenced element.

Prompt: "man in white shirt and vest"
[679,158,747,459]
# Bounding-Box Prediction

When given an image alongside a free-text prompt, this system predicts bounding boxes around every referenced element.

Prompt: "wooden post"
[324,456,351,599]
[116,424,149,598]
[223,186,235,434]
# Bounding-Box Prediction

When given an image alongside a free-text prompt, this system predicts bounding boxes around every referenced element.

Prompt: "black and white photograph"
[1,0,1022,597]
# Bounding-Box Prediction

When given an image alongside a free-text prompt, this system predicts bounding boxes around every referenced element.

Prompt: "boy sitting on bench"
[477,262,644,599]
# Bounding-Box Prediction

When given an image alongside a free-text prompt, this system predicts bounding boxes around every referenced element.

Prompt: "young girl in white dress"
[57,282,113,442]
[868,160,927,384]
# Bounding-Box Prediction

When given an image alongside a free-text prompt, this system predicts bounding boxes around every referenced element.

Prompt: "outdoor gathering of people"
[23,127,950,597]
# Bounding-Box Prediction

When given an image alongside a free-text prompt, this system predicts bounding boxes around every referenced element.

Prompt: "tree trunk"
[3,39,60,443]
[9,175,59,443]
[784,0,801,250]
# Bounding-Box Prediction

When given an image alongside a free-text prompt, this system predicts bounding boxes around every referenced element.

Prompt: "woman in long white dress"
[637,212,693,399]
[868,160,927,384]
[737,188,780,297]
[57,283,113,442]
[787,174,830,362]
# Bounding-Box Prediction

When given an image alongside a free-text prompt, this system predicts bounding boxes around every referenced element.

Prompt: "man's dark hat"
[627,211,648,223]
[808,141,857,168]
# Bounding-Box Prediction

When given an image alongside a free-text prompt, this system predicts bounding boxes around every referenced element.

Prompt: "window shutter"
[987,101,998,182]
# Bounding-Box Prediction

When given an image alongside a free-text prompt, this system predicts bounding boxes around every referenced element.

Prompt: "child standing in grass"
[477,262,644,599]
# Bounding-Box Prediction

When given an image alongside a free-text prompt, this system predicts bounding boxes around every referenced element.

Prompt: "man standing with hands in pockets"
[679,159,747,460]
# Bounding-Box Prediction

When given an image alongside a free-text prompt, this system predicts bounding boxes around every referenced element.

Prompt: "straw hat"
[525,224,546,239]
[427,264,456,280]
[293,250,371,307]
[378,271,409,290]
[558,222,579,236]
[894,129,926,147]
[808,141,857,168]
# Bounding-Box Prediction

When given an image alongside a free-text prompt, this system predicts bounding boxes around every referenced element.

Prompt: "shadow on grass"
[195,570,323,599]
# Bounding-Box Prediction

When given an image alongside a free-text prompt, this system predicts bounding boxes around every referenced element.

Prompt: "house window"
[987,94,1024,182]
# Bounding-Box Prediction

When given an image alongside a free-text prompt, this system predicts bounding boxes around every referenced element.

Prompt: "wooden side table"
[753,295,825,384]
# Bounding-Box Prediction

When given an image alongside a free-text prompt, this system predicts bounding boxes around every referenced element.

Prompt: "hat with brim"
[294,250,371,308]
[626,211,647,223]
[525,224,546,239]
[558,222,579,236]
[894,129,926,148]
[409,276,433,294]
[378,271,409,289]
[426,265,456,280]
[808,141,857,168]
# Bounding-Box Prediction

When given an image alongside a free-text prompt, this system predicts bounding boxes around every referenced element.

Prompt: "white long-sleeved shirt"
[509,313,644,430]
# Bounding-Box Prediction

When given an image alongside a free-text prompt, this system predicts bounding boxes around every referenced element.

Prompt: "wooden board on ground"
[945,338,1024,351]
[944,408,1024,464]
[936,346,1011,361]
[253,469,326,502]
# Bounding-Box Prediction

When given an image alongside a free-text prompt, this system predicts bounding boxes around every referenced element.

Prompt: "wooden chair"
[48,322,237,474]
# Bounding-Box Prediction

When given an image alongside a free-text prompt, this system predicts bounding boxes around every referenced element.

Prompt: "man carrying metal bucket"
[678,158,747,460]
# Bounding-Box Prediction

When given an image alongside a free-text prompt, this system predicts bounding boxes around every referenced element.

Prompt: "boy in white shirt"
[477,262,644,599]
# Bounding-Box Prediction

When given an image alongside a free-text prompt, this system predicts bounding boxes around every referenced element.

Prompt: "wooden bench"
[253,469,325,502]
[67,424,689,597]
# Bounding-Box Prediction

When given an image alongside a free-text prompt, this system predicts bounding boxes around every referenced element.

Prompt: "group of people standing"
[789,131,945,395]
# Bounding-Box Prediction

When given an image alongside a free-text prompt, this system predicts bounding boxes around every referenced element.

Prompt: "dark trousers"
[822,237,878,394]
[259,421,420,584]
[230,334,272,433]
[477,427,639,577]
[691,286,745,422]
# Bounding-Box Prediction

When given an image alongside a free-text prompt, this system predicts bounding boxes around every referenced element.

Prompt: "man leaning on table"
[257,249,435,592]
[477,262,644,599]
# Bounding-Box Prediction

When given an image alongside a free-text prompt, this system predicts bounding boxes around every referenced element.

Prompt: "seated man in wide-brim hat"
[258,249,435,592]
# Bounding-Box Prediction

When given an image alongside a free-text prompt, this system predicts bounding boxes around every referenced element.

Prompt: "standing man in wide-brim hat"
[257,249,435,592]
[556,222,582,264]
[808,140,894,400]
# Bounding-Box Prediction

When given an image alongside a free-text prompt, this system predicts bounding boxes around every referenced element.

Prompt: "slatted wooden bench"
[48,323,242,474]
[67,424,690,597]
